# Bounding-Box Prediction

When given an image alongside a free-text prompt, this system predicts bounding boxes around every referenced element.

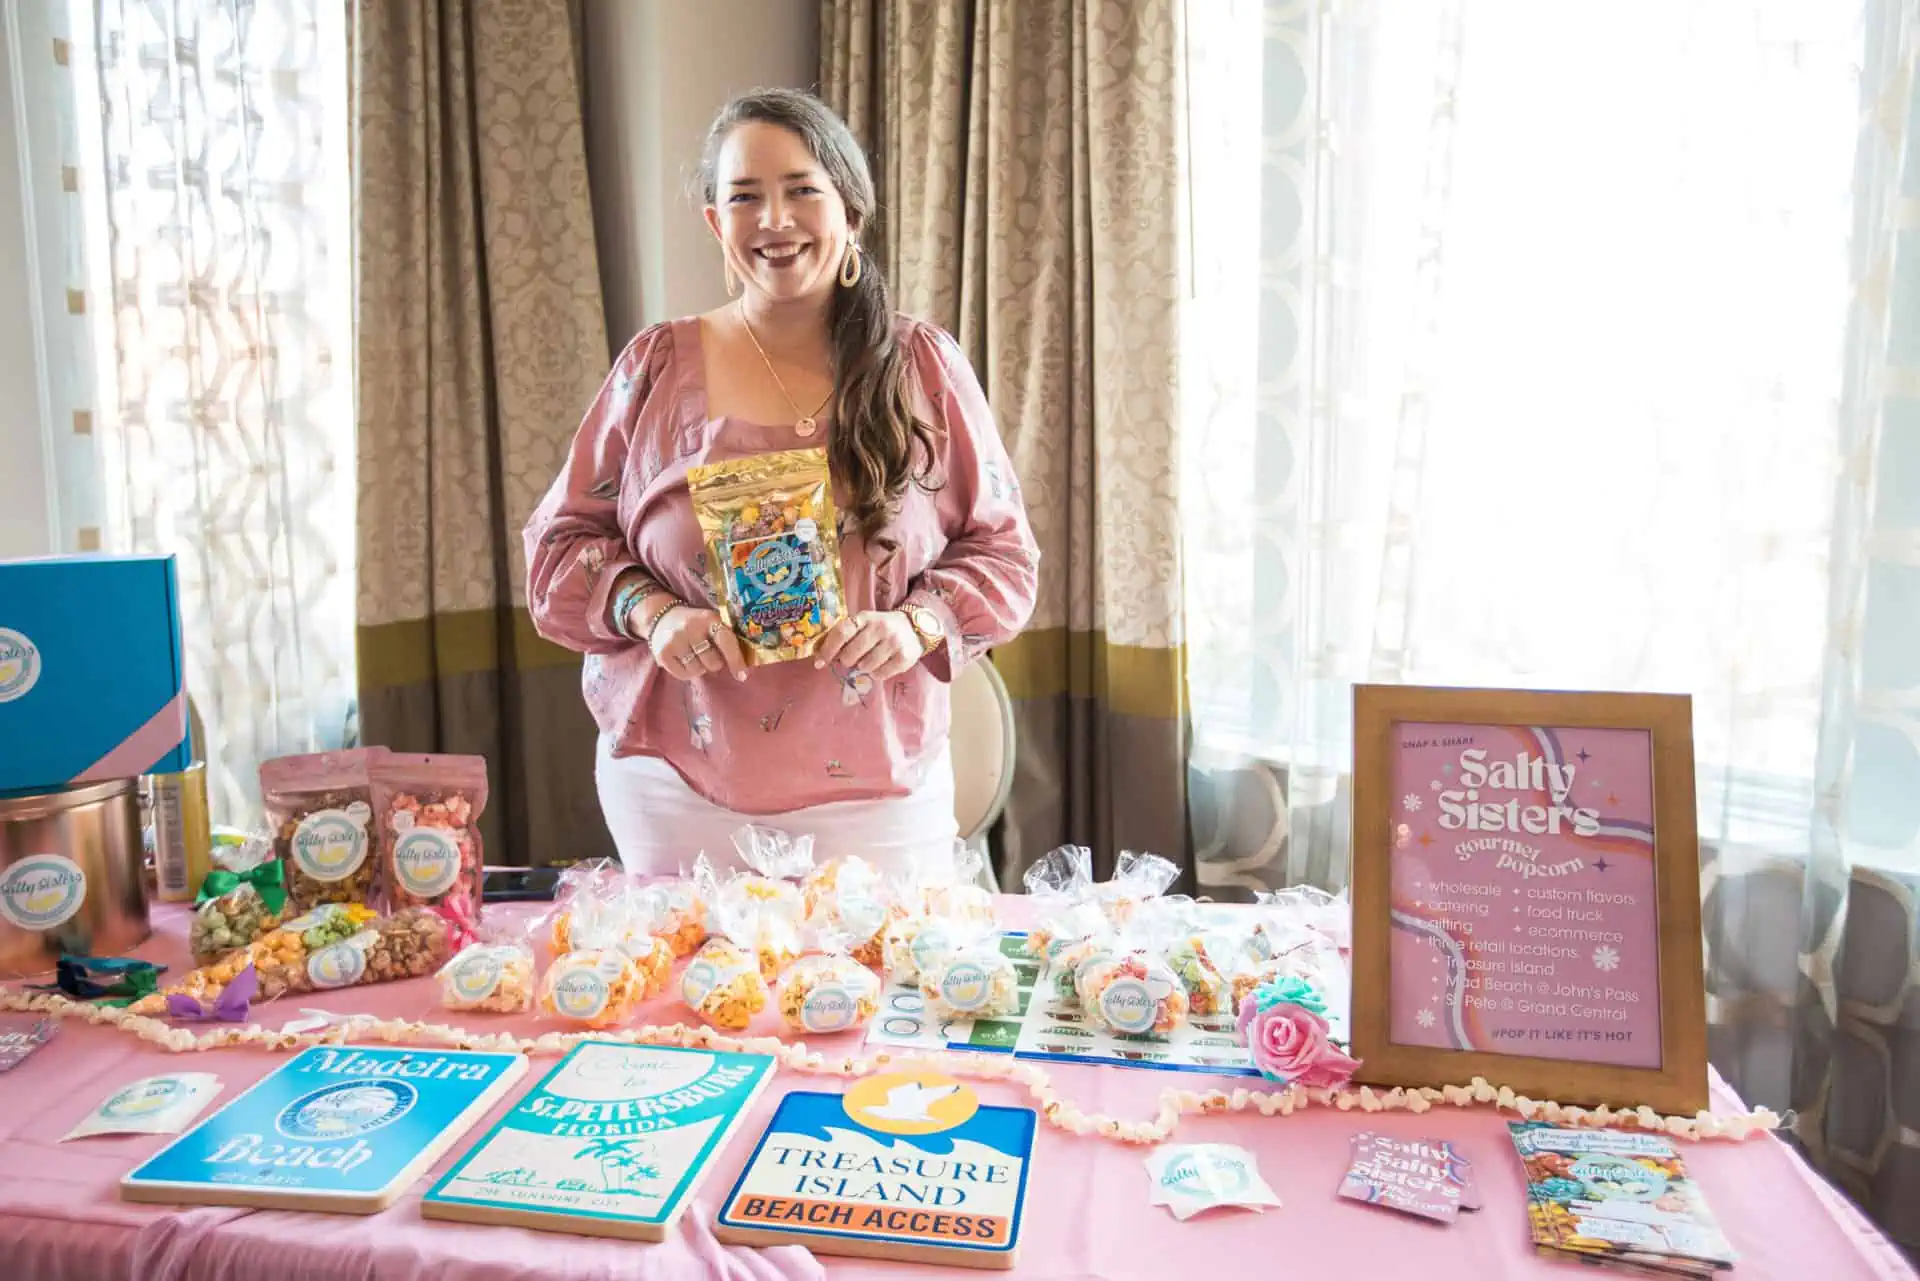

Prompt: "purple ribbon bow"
[165,962,259,1023]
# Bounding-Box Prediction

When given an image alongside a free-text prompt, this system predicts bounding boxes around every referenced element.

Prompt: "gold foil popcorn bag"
[687,446,845,665]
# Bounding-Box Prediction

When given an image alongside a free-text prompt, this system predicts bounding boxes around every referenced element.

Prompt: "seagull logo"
[861,1082,958,1124]
[842,1071,979,1136]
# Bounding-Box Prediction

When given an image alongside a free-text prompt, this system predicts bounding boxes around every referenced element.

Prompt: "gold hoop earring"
[839,244,862,288]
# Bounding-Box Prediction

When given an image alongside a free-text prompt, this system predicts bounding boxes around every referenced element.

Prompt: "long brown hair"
[698,89,934,540]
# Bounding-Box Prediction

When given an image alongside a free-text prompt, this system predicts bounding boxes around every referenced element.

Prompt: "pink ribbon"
[434,893,480,952]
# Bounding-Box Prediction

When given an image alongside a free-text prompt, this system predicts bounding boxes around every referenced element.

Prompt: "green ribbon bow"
[196,860,287,915]
[30,955,164,1007]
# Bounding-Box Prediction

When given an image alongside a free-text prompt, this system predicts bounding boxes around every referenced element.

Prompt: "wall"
[584,0,820,347]
[0,10,54,561]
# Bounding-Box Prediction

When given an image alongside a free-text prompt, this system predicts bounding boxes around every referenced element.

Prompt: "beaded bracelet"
[641,598,683,648]
[610,577,656,639]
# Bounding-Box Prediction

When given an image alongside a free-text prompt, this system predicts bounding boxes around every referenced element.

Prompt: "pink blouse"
[524,315,1040,815]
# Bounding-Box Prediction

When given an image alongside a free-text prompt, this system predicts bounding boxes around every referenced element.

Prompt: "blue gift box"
[0,553,191,795]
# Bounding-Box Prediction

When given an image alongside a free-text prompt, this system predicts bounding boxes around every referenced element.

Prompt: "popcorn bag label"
[552,963,612,1021]
[838,895,887,941]
[0,854,87,931]
[682,958,721,1010]
[1098,978,1160,1035]
[292,804,372,882]
[448,950,505,1003]
[939,961,992,1013]
[308,934,373,989]
[801,982,859,1033]
[909,922,955,974]
[391,828,461,898]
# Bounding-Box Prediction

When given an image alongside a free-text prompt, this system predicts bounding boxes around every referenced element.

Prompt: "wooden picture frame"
[1349,684,1708,1115]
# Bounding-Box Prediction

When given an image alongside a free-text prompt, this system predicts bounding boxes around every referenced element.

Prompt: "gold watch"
[902,605,946,655]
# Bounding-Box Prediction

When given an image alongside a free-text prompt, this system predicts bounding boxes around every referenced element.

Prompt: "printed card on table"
[121,1046,527,1213]
[715,1070,1035,1269]
[1349,686,1709,1114]
[423,1041,775,1242]
[1388,723,1662,1067]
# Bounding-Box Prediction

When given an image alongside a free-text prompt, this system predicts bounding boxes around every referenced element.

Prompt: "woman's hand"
[649,605,749,682]
[812,610,922,681]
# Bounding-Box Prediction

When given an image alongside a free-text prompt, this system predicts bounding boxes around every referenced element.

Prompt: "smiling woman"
[523,90,1040,878]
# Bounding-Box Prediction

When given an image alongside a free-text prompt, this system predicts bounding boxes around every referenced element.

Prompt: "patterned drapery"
[822,0,1190,884]
[353,0,611,865]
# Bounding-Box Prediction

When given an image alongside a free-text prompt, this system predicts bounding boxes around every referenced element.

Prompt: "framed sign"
[1349,685,1708,1115]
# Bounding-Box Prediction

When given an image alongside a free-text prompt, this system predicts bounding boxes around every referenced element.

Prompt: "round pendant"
[795,417,817,437]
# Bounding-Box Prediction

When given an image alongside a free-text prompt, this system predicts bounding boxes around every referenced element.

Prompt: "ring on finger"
[692,640,714,656]
[676,652,696,666]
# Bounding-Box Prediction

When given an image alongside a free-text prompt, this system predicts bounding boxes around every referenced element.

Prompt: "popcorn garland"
[0,988,1783,1146]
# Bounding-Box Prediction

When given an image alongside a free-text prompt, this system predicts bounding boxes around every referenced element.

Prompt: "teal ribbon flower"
[1250,974,1326,1016]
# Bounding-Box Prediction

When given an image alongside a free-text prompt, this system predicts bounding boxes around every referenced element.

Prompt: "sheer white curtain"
[1184,0,1863,895]
[1185,0,1920,1245]
[59,0,357,822]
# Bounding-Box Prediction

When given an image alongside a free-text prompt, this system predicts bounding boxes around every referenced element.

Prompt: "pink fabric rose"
[1237,996,1361,1090]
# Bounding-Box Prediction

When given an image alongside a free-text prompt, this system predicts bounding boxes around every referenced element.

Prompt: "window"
[1183,0,1862,857]
[64,0,357,818]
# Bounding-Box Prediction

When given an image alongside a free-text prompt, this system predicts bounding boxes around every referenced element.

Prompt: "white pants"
[594,734,959,879]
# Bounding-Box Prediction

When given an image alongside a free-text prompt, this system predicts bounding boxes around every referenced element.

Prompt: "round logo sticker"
[938,962,991,1013]
[801,983,860,1033]
[843,1071,979,1137]
[553,963,611,1020]
[1159,1149,1251,1197]
[308,937,369,989]
[102,1076,189,1119]
[276,1079,417,1140]
[1569,1154,1669,1202]
[681,959,720,1009]
[292,804,372,882]
[744,539,802,592]
[909,922,955,974]
[391,828,461,898]
[449,949,505,1002]
[836,895,887,941]
[0,854,88,931]
[1097,977,1160,1035]
[0,628,41,703]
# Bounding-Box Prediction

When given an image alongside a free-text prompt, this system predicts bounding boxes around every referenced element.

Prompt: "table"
[0,903,1911,1281]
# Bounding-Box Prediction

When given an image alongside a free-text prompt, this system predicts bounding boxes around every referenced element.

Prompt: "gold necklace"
[738,301,834,437]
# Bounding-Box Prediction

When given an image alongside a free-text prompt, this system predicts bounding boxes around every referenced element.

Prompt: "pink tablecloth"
[0,903,1910,1281]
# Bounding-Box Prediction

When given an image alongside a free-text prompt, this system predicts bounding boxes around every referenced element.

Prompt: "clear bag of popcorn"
[1093,849,1181,930]
[918,920,1020,1022]
[543,858,626,954]
[802,854,898,971]
[437,939,536,1014]
[1078,905,1191,1037]
[775,926,881,1035]
[1021,844,1096,961]
[540,947,645,1029]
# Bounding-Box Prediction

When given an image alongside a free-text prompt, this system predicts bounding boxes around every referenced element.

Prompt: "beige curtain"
[353,0,613,865]
[822,0,1190,884]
